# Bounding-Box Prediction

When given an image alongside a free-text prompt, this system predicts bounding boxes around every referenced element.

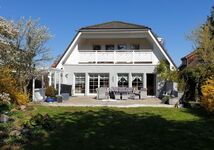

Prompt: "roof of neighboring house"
[181,50,198,60]
[80,21,150,30]
[179,50,199,69]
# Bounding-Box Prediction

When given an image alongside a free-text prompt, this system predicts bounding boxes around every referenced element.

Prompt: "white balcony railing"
[79,50,153,64]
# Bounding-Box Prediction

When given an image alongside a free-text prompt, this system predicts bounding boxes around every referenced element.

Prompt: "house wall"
[63,37,160,65]
[78,38,153,50]
[56,31,175,98]
[62,64,162,97]
[65,44,79,64]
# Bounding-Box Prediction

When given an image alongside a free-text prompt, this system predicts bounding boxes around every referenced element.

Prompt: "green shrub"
[45,86,57,97]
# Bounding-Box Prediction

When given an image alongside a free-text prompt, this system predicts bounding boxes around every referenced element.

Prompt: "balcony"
[78,50,153,64]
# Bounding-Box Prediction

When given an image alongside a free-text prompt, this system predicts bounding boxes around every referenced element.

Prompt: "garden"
[1,5,214,150]
[1,105,214,150]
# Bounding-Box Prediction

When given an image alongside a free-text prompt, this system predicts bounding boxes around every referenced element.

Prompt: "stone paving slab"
[40,96,174,108]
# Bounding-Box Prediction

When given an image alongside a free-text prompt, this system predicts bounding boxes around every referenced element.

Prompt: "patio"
[41,96,173,107]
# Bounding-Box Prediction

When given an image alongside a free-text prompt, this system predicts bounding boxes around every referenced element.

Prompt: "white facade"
[53,21,176,97]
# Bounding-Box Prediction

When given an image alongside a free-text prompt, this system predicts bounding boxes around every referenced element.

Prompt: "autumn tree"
[182,6,214,101]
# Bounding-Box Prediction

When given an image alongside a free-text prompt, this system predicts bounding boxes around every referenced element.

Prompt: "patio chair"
[139,88,147,99]
[130,89,140,100]
[114,91,121,100]
[96,87,109,100]
[130,93,140,100]
[122,92,128,100]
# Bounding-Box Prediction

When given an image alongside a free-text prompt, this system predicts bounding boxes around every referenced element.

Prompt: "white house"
[51,21,176,97]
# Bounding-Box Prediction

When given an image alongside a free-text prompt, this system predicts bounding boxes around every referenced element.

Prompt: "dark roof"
[181,50,198,60]
[80,21,150,30]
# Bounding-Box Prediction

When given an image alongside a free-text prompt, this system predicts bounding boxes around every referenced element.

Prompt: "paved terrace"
[41,96,174,108]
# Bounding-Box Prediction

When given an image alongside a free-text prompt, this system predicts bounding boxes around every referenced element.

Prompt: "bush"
[45,86,57,97]
[29,113,56,130]
[0,92,11,105]
[0,67,16,94]
[0,92,12,113]
[13,92,29,105]
[201,77,214,113]
[0,67,29,105]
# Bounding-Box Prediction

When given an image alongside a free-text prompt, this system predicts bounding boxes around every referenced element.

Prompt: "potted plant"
[45,86,57,102]
[56,95,63,103]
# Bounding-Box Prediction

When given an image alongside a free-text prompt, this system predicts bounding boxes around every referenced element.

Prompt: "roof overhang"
[148,30,177,69]
[55,32,81,69]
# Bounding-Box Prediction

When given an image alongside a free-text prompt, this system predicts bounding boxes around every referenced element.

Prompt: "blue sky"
[0,0,213,65]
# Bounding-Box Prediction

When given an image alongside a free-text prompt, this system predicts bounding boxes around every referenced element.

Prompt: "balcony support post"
[132,50,135,64]
[114,51,116,64]
[95,51,97,64]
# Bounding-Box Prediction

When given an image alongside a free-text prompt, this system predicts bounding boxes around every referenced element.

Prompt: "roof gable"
[54,21,176,69]
[80,21,150,30]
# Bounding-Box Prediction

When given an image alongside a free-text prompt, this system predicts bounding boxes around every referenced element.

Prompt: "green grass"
[13,105,214,150]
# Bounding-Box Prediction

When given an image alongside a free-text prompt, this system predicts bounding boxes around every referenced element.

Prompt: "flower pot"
[56,96,63,103]
[46,97,55,103]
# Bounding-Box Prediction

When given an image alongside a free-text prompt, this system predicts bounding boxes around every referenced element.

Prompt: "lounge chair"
[96,87,109,100]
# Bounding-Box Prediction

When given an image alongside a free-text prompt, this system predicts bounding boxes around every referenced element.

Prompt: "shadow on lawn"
[23,108,214,150]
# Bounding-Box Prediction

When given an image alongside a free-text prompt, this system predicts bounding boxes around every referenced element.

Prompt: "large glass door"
[75,74,85,94]
[100,74,109,87]
[89,73,109,94]
[89,74,99,94]
[147,74,156,96]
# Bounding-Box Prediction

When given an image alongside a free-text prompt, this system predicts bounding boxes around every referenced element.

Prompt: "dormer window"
[130,44,140,50]
[106,45,114,50]
[118,44,127,50]
[93,45,101,50]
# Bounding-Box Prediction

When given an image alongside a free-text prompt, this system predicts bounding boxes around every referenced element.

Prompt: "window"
[75,74,85,93]
[132,74,143,90]
[100,74,109,87]
[118,44,127,50]
[89,74,98,93]
[130,44,140,50]
[93,45,101,50]
[118,73,129,87]
[105,45,114,50]
[89,73,109,93]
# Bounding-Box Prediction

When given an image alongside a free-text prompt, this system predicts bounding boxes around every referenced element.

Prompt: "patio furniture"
[130,93,140,100]
[130,89,140,100]
[121,92,129,100]
[114,92,121,100]
[140,88,147,99]
[61,93,70,100]
[97,87,109,100]
[119,87,128,100]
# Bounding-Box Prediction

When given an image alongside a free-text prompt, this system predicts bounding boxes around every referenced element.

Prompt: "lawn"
[7,105,214,150]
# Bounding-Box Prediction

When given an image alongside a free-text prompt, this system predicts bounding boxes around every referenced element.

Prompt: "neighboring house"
[51,21,176,97]
[179,50,198,70]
